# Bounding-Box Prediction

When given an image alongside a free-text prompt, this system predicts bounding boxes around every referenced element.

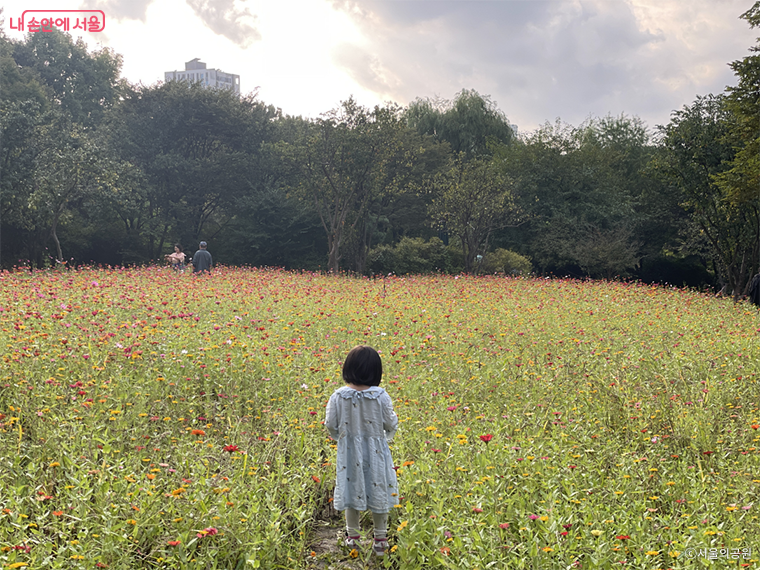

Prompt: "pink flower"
[197,527,218,539]
[499,523,510,529]
[472,507,483,513]
[529,514,539,520]
[447,406,457,412]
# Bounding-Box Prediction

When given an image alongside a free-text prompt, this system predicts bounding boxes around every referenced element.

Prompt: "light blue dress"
[325,386,399,513]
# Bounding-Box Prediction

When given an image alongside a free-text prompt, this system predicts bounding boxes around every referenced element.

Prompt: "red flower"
[472,507,483,513]
[167,540,181,546]
[702,451,714,456]
[191,429,205,436]
[499,523,510,529]
[479,434,493,443]
[752,424,759,430]
[311,475,320,483]
[616,535,630,540]
[223,445,239,453]
[197,527,218,538]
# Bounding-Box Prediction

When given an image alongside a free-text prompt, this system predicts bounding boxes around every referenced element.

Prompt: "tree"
[286,99,410,272]
[405,89,515,158]
[106,81,278,260]
[428,155,518,273]
[496,116,652,278]
[714,3,760,207]
[652,95,755,297]
[11,29,123,127]
[28,115,117,264]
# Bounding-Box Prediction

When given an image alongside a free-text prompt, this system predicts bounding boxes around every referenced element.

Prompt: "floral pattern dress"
[325,386,399,513]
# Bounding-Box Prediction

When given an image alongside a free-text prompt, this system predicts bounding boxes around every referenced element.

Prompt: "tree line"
[1,3,758,297]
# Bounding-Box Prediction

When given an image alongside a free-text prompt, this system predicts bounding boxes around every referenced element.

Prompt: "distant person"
[191,241,213,274]
[748,272,760,306]
[164,243,186,272]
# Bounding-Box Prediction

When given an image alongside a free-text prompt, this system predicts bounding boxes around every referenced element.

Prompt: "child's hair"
[342,345,383,387]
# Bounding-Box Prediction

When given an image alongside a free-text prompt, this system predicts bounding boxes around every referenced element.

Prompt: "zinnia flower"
[197,526,218,538]
[479,434,493,443]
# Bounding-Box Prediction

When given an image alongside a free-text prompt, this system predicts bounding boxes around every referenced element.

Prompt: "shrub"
[368,237,450,275]
[480,248,532,275]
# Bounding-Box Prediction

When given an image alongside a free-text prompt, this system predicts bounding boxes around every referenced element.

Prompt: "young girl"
[325,345,399,556]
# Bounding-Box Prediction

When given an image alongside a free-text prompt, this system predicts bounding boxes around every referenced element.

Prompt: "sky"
[2,0,757,133]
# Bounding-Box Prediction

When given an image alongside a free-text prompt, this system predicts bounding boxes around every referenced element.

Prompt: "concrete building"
[164,58,240,94]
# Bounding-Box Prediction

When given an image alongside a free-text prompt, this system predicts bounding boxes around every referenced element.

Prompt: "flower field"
[0,267,758,569]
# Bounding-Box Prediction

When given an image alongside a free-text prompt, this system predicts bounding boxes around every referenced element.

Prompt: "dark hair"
[342,345,383,387]
[174,243,183,252]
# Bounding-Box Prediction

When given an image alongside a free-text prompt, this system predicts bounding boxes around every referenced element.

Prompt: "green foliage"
[651,95,756,297]
[480,248,532,276]
[106,81,278,260]
[496,115,660,278]
[428,155,519,273]
[11,28,123,127]
[714,1,760,205]
[367,237,449,275]
[406,89,515,157]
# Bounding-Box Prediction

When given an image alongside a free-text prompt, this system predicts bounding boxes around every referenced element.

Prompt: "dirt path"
[305,509,390,570]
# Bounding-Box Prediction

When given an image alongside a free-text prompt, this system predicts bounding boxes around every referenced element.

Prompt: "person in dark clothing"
[748,273,760,306]
[191,241,213,274]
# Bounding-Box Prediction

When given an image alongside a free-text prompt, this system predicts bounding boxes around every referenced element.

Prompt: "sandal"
[373,538,388,556]
[343,532,361,548]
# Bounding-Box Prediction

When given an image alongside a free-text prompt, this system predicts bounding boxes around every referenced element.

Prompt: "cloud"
[90,0,261,47]
[90,0,156,21]
[329,0,756,132]
[185,0,261,47]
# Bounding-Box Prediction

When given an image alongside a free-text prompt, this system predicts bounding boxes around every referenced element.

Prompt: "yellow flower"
[542,546,553,552]
[669,551,681,557]
[49,462,60,467]
[397,520,408,532]
[349,549,359,559]
[646,551,659,556]
[590,529,603,537]
[7,564,29,569]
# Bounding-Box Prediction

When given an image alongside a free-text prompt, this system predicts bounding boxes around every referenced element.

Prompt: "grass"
[0,266,758,569]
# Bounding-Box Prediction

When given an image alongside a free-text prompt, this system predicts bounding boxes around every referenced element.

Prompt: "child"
[325,345,399,556]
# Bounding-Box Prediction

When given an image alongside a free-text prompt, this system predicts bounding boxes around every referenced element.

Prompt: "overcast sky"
[2,0,757,133]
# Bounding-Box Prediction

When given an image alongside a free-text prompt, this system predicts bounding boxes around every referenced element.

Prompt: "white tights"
[345,508,388,539]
